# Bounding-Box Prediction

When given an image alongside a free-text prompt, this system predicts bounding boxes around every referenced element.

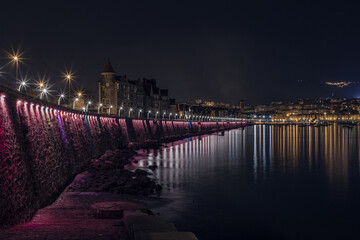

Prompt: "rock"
[134,169,148,176]
[148,165,158,171]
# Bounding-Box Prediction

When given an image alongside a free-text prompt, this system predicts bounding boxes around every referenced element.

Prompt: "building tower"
[239,100,245,112]
[99,59,117,114]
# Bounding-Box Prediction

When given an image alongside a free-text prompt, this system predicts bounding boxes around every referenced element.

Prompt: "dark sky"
[1,0,360,105]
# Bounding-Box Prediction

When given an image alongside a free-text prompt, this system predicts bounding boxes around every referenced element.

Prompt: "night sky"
[1,1,360,105]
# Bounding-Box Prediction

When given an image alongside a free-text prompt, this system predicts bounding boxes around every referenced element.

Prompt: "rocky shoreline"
[66,149,163,197]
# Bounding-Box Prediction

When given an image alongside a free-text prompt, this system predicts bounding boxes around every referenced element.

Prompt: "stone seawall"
[0,85,246,228]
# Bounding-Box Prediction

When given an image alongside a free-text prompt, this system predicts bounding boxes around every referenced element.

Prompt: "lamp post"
[175,113,178,120]
[138,109,142,118]
[85,101,91,112]
[73,98,79,109]
[162,112,166,120]
[98,103,103,113]
[58,94,65,105]
[108,105,113,115]
[155,111,159,120]
[65,73,73,105]
[18,81,26,91]
[13,56,19,88]
[169,113,172,119]
[40,88,49,100]
[128,108,133,118]
[147,110,151,119]
[118,107,123,117]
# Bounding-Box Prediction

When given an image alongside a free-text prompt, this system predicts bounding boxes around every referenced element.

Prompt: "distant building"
[239,100,245,112]
[98,60,175,117]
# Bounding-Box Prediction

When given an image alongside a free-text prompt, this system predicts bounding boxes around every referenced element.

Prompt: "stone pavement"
[0,191,155,240]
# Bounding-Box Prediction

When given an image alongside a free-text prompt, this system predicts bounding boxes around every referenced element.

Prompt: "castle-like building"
[98,60,175,117]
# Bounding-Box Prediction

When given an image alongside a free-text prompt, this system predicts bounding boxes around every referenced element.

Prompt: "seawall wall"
[0,85,246,227]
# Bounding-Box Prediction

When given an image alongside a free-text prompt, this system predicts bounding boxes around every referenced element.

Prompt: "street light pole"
[73,98,79,109]
[128,108,133,118]
[40,88,48,100]
[147,111,151,119]
[138,109,142,118]
[66,74,72,105]
[108,105,113,115]
[86,101,91,112]
[118,107,123,117]
[14,57,19,88]
[98,103,103,113]
[18,81,26,91]
[58,94,65,105]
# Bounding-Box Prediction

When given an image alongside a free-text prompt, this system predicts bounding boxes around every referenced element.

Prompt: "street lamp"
[147,110,151,119]
[98,103,103,113]
[155,111,159,120]
[18,80,27,91]
[12,55,19,88]
[73,98,79,109]
[175,113,178,120]
[162,112,166,120]
[86,101,92,112]
[58,94,65,105]
[118,106,123,117]
[108,105,113,115]
[169,113,172,119]
[64,72,74,105]
[128,108,133,117]
[40,88,49,100]
[138,109,143,118]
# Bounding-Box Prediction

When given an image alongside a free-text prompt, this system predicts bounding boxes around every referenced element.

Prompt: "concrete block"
[149,232,199,240]
[91,201,147,219]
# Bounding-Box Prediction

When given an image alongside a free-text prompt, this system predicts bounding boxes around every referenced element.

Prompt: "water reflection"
[138,125,360,239]
[139,125,360,189]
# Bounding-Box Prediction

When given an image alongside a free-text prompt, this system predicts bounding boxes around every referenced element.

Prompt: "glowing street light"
[175,113,178,120]
[58,94,65,105]
[118,106,123,117]
[162,112,166,120]
[169,113,172,119]
[7,48,24,88]
[138,109,143,118]
[155,111,159,120]
[73,98,79,109]
[63,71,75,104]
[85,101,92,112]
[108,105,113,115]
[40,88,49,100]
[98,103,103,113]
[128,108,133,118]
[147,110,151,119]
[17,80,27,91]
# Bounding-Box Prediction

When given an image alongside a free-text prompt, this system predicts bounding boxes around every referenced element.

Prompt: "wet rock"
[148,165,158,171]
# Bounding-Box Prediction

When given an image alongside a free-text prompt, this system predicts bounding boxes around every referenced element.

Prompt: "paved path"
[0,192,151,240]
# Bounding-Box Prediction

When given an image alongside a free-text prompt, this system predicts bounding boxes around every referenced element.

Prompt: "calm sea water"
[138,125,360,240]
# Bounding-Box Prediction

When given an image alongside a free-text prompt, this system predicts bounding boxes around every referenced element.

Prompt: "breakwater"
[0,85,246,228]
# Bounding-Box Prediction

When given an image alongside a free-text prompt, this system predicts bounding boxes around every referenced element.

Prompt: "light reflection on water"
[138,125,360,239]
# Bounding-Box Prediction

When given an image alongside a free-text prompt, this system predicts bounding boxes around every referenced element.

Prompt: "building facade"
[98,60,175,117]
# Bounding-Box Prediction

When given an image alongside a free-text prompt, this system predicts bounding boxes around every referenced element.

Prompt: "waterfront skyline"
[1,1,360,105]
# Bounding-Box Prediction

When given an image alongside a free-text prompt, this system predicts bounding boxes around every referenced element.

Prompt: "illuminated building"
[98,60,174,116]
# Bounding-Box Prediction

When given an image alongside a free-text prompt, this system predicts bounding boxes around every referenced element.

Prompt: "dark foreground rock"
[67,149,162,196]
